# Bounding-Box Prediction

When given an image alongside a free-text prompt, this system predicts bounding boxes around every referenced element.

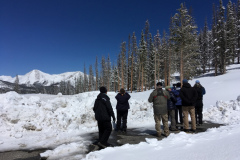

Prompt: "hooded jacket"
[115,92,131,111]
[180,83,198,106]
[93,93,115,121]
[148,88,170,115]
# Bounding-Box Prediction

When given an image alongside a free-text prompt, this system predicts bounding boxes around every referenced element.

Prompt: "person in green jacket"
[148,82,170,137]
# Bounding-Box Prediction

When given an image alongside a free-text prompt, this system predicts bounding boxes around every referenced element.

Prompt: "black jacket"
[115,93,131,111]
[93,93,115,121]
[194,84,204,107]
[180,83,198,106]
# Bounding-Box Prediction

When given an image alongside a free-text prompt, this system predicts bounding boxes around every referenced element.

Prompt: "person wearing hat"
[180,79,198,133]
[193,80,206,126]
[148,82,170,137]
[165,86,178,131]
[93,86,116,148]
[115,88,131,133]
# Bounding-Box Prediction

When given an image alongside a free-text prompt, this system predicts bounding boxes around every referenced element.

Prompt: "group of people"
[93,79,205,148]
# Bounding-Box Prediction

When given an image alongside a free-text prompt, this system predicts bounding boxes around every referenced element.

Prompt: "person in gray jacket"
[148,82,170,137]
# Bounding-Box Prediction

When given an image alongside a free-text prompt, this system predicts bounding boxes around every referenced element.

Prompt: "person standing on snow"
[115,88,131,133]
[165,86,178,131]
[172,82,183,124]
[193,80,206,126]
[148,82,170,137]
[180,79,198,133]
[93,86,116,148]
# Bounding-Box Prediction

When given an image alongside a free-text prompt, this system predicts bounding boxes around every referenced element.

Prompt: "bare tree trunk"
[114,80,116,93]
[137,64,141,92]
[121,59,124,88]
[154,52,156,89]
[117,68,120,92]
[141,64,144,92]
[223,53,226,74]
[164,59,167,86]
[157,58,160,82]
[130,57,133,93]
[180,48,183,86]
[168,47,171,85]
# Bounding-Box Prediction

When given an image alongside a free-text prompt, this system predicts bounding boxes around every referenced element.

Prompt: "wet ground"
[89,121,223,148]
[0,121,223,160]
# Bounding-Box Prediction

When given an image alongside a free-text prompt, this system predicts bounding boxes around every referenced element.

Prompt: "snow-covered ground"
[0,64,240,160]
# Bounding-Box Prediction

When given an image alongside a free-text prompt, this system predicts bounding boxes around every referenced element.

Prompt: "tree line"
[13,1,240,95]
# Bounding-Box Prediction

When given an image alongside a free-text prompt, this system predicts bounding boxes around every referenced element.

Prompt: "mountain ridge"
[0,69,85,86]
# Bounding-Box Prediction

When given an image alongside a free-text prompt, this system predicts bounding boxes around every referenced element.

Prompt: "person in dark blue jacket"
[115,88,131,133]
[165,86,178,131]
[172,82,183,124]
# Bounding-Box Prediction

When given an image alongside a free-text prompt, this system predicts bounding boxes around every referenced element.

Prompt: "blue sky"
[0,0,233,77]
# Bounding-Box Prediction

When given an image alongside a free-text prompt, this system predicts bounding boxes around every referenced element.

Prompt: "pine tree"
[154,30,161,87]
[199,19,210,74]
[236,0,240,63]
[207,30,214,72]
[139,30,147,91]
[226,0,237,64]
[106,54,111,91]
[127,34,131,91]
[95,56,99,90]
[117,53,121,91]
[101,56,106,87]
[148,33,155,89]
[170,3,199,82]
[212,3,219,75]
[130,32,137,92]
[162,31,169,85]
[216,0,227,74]
[144,20,151,90]
[120,41,127,88]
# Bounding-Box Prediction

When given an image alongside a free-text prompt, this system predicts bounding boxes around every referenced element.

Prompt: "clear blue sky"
[0,0,233,77]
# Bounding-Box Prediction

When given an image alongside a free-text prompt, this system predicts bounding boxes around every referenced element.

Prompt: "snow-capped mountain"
[0,70,85,86]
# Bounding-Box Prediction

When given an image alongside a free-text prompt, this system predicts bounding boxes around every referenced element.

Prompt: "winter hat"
[195,80,200,84]
[120,88,125,94]
[156,82,163,86]
[176,82,181,87]
[99,86,107,93]
[165,86,171,90]
[182,79,188,83]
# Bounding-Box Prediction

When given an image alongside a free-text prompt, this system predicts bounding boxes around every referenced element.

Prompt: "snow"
[0,64,240,160]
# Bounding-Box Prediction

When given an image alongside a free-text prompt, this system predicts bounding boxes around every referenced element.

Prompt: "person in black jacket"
[93,86,116,148]
[180,79,198,133]
[193,80,206,126]
[115,88,131,133]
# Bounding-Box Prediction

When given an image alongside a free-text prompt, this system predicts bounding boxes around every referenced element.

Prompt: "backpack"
[153,89,167,100]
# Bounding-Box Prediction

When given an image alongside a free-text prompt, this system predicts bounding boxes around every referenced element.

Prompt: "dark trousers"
[97,121,112,145]
[195,105,203,124]
[168,109,176,129]
[116,110,128,131]
[175,105,183,123]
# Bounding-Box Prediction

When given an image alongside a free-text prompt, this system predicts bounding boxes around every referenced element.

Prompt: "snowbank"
[0,64,240,159]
